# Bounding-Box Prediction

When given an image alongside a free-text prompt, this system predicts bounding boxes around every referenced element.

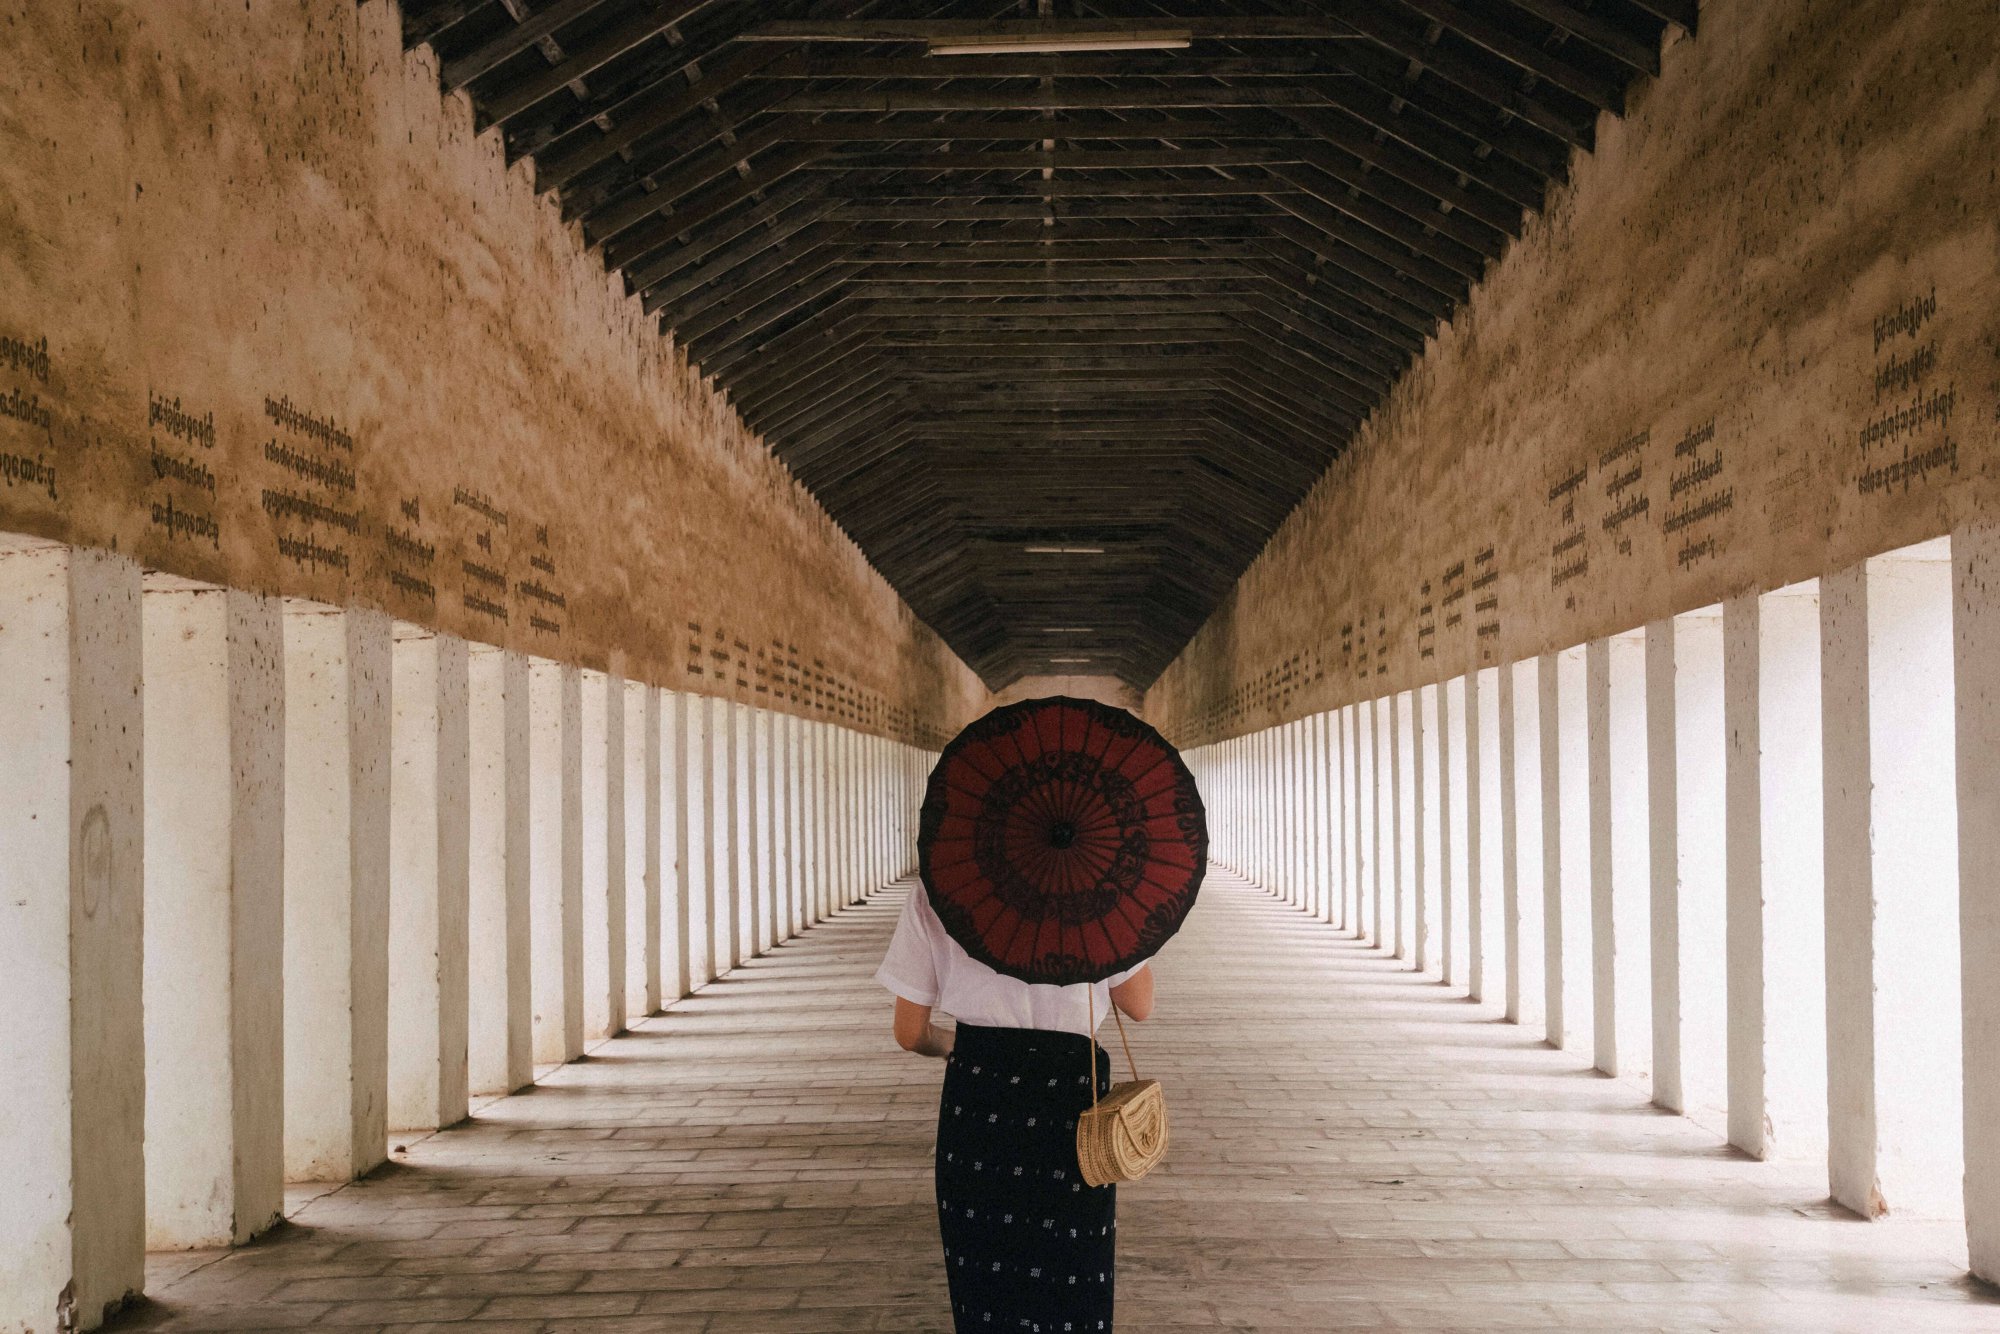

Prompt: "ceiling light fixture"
[927,30,1191,56]
[1049,657,1093,664]
[1041,627,1094,634]
[1023,545,1106,554]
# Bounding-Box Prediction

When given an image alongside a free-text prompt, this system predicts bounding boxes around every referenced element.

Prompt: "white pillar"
[1676,610,1728,1115]
[600,669,628,1037]
[702,695,726,977]
[0,542,145,1331]
[387,628,470,1133]
[732,702,755,960]
[1822,546,1962,1218]
[529,661,579,1065]
[468,648,531,1096]
[1370,696,1388,946]
[1645,619,1683,1112]
[687,692,715,987]
[282,601,391,1183]
[1586,639,1616,1074]
[1510,658,1546,1032]
[664,690,693,1001]
[753,708,775,954]
[1953,519,2000,1284]
[1607,632,1652,1083]
[1553,646,1591,1055]
[140,581,284,1249]
[1415,686,1437,972]
[578,670,612,1041]
[786,715,805,937]
[627,679,656,1018]
[1441,679,1465,985]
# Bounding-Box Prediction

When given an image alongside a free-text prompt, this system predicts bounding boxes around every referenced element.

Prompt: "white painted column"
[529,661,579,1066]
[1644,619,1683,1111]
[579,669,613,1041]
[1513,657,1547,1032]
[687,692,714,987]
[1586,639,1616,1073]
[0,542,145,1331]
[1370,696,1387,946]
[1606,632,1652,1083]
[801,720,822,926]
[1415,685,1436,973]
[1675,610,1727,1116]
[1390,692,1410,959]
[140,581,285,1249]
[468,648,530,1096]
[663,690,692,1001]
[709,696,734,972]
[1554,646,1592,1055]
[779,713,798,941]
[387,627,470,1133]
[625,679,655,1019]
[1538,651,1569,1048]
[1822,546,1962,1218]
[1953,519,2000,1283]
[1441,679,1465,985]
[1726,589,1831,1161]
[282,601,391,1183]
[732,702,755,959]
[603,670,630,1035]
[753,708,775,953]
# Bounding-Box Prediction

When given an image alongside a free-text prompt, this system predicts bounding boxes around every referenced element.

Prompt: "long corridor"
[122,870,1994,1333]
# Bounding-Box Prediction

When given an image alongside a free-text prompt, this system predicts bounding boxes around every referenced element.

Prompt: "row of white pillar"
[0,536,933,1332]
[1185,532,1997,1286]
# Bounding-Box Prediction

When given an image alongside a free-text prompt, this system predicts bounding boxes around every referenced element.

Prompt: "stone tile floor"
[118,869,1997,1332]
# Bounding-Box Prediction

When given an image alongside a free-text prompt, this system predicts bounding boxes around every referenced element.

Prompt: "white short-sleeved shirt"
[875,886,1144,1035]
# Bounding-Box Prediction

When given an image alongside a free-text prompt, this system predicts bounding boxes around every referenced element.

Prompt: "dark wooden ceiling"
[390,0,1691,690]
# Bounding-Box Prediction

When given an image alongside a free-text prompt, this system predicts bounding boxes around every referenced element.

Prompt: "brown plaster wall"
[1145,0,2000,747]
[0,0,986,746]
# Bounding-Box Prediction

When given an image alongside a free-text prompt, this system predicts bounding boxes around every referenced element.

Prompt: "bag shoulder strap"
[1085,985,1143,1113]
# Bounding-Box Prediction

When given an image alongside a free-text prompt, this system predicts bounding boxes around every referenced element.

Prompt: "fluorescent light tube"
[928,32,1191,56]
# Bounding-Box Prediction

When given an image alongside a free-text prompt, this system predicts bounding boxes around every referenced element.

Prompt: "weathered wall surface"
[1146,0,2000,746]
[0,0,986,746]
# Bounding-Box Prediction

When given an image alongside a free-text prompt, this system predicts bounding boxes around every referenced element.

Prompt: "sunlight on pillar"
[142,578,285,1247]
[1825,540,1963,1218]
[579,668,614,1041]
[387,624,469,1134]
[1473,666,1505,1006]
[1724,581,1826,1163]
[467,646,527,1096]
[1554,645,1590,1056]
[1417,683,1441,974]
[1675,606,1728,1122]
[1952,518,2000,1283]
[528,659,575,1065]
[625,680,655,1019]
[1606,630,1652,1083]
[281,600,390,1183]
[1443,676,1469,987]
[1508,658,1545,1032]
[0,539,145,1331]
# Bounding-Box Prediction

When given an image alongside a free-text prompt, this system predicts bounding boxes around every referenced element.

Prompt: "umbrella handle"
[1086,985,1142,1114]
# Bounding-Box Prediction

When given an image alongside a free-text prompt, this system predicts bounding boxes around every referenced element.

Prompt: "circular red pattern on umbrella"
[918,695,1207,985]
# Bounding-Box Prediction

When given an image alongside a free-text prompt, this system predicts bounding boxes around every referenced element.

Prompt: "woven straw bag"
[1076,988,1169,1187]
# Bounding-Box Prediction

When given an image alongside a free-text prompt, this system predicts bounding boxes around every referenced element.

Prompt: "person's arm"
[893,997,956,1058]
[1109,964,1155,1022]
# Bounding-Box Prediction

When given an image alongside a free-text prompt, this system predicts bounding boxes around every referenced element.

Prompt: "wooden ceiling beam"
[476,0,718,131]
[1495,0,1662,75]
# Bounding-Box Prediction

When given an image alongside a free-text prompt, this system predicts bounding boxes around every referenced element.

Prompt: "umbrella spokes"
[918,695,1207,986]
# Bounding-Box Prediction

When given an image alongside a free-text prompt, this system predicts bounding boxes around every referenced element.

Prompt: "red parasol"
[917,695,1207,986]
